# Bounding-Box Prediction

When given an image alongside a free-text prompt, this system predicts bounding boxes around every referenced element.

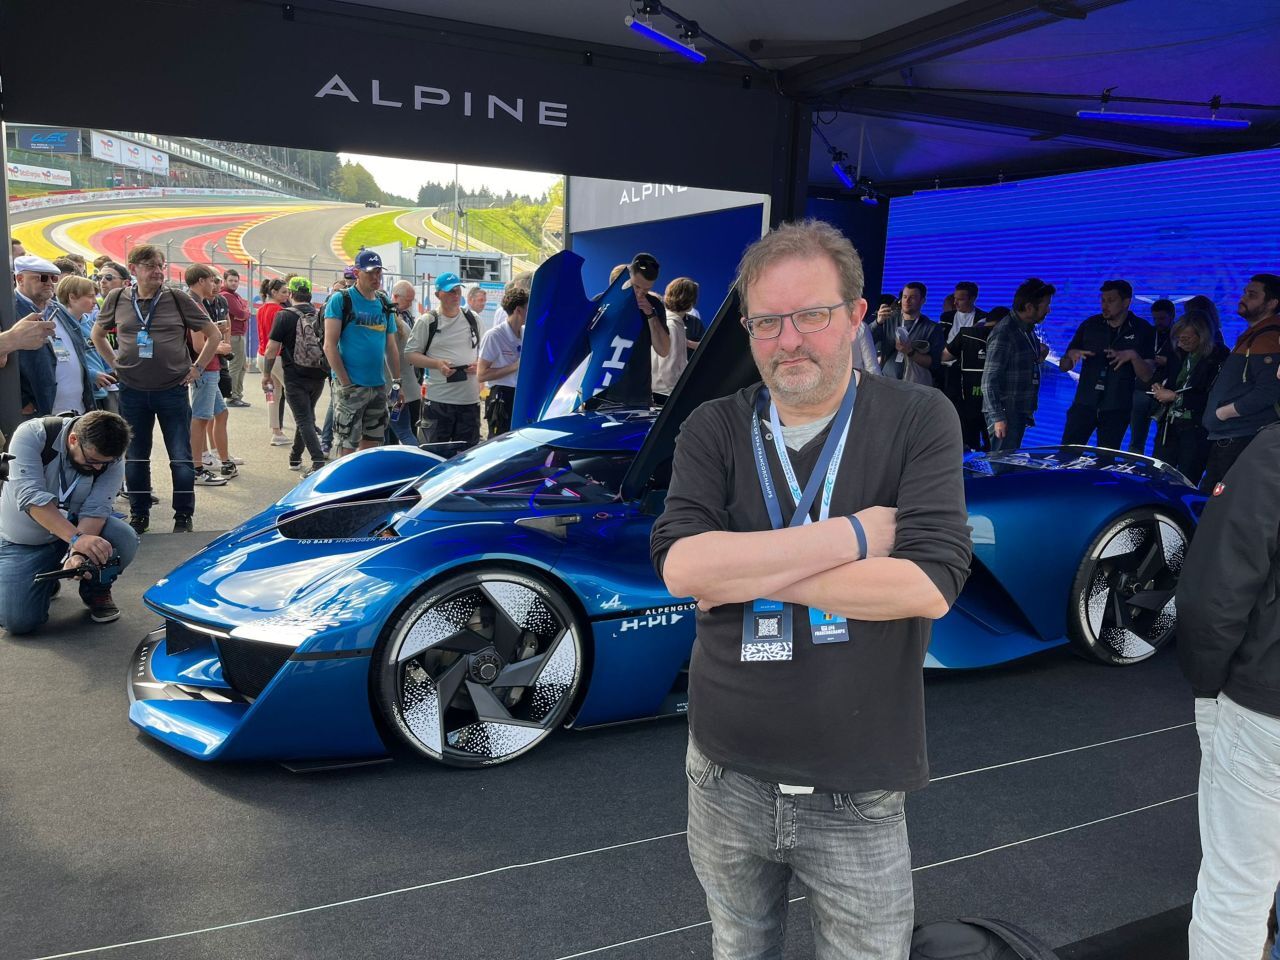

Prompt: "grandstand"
[5,125,340,200]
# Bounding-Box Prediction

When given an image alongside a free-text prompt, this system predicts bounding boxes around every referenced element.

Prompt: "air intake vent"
[215,635,292,699]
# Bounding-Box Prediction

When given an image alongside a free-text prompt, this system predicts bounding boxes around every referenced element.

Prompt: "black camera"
[34,552,123,587]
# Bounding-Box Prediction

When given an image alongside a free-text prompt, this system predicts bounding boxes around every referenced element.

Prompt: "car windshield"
[430,445,633,511]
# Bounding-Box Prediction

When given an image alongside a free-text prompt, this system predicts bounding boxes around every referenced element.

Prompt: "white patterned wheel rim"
[1079,514,1186,662]
[387,574,582,765]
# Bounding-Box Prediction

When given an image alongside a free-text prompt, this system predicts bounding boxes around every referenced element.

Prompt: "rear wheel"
[374,570,583,766]
[1067,509,1187,665]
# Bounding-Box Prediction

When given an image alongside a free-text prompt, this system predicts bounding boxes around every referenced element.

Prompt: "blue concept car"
[129,253,1205,767]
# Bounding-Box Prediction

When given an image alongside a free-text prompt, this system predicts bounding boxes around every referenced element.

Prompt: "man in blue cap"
[321,250,402,458]
[407,271,482,450]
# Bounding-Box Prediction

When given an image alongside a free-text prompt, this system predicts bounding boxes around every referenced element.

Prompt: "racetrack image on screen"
[882,146,1280,449]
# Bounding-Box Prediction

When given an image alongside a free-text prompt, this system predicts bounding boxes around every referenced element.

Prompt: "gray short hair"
[391,279,415,296]
[735,219,864,316]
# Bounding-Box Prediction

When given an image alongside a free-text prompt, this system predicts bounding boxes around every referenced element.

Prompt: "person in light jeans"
[1178,416,1280,960]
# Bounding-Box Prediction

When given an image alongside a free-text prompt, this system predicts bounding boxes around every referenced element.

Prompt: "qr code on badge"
[743,641,792,662]
[754,615,781,639]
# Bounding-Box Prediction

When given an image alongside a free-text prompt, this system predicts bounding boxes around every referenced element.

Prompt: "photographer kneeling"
[0,411,136,634]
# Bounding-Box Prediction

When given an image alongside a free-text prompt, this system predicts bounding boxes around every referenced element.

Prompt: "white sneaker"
[270,434,291,447]
[194,468,230,486]
[226,455,246,465]
[201,451,217,467]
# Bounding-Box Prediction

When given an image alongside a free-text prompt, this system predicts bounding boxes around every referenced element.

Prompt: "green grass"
[341,209,415,258]
[438,208,543,255]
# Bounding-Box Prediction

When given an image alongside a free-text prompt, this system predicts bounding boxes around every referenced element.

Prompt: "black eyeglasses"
[740,301,851,340]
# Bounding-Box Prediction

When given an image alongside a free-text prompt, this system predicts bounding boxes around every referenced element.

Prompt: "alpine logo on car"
[601,594,624,611]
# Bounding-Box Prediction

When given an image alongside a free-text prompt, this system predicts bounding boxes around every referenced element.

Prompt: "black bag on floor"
[911,917,1059,959]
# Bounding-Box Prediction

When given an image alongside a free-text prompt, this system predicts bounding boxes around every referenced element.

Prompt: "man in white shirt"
[477,285,526,436]
[407,272,482,450]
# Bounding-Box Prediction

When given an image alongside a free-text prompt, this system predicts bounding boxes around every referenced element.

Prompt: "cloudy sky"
[340,153,560,201]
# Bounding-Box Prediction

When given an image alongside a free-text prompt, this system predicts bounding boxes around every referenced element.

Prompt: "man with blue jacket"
[1199,273,1280,492]
[14,255,95,416]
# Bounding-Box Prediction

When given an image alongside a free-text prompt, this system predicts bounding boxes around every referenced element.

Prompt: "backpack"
[421,307,480,354]
[337,288,395,332]
[281,304,329,373]
[0,417,69,488]
[910,918,1059,960]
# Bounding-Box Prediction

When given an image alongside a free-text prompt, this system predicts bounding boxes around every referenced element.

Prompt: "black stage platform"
[0,532,1200,960]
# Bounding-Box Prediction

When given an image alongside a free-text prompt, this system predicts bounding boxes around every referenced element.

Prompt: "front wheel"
[374,570,584,766]
[1067,509,1188,665]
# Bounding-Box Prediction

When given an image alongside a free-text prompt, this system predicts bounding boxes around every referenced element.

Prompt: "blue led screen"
[883,147,1280,448]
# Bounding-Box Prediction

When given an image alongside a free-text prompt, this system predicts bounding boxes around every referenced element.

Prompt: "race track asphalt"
[240,202,371,275]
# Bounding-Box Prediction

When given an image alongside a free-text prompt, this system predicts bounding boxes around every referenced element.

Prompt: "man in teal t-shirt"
[322,250,402,457]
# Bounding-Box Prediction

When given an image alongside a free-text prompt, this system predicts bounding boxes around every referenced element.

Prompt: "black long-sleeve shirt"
[650,375,972,792]
[1177,423,1280,718]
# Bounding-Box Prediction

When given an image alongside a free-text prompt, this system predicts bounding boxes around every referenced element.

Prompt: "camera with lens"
[34,552,123,587]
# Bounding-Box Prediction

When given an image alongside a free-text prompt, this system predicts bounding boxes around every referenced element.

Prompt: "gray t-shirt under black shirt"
[650,375,972,792]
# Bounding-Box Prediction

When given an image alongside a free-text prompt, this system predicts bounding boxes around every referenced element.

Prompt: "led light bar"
[625,16,707,63]
[832,162,855,189]
[1076,110,1250,130]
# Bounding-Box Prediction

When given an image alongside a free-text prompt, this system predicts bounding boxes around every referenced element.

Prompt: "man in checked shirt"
[981,278,1054,452]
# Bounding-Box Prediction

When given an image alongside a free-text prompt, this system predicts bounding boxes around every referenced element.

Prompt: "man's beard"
[758,335,853,408]
[70,459,104,476]
[1242,304,1275,324]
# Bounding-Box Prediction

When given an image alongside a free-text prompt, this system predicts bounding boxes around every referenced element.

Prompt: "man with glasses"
[651,219,971,960]
[91,245,221,534]
[0,410,137,632]
[12,256,69,414]
[95,261,129,301]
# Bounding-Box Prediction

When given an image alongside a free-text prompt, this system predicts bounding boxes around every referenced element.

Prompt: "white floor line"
[23,830,689,960]
[928,721,1194,783]
[548,792,1198,960]
[23,724,1196,960]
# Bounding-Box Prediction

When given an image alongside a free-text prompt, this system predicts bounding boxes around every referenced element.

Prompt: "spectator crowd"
[6,221,1280,960]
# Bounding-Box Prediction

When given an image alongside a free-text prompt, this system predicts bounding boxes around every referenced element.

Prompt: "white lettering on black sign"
[315,75,568,127]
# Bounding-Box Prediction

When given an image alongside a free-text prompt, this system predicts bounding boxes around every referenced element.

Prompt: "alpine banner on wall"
[4,0,791,195]
[16,128,82,154]
[5,162,73,187]
[568,177,768,233]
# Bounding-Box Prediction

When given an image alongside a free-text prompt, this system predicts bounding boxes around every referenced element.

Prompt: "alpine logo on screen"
[882,146,1280,449]
[314,75,569,127]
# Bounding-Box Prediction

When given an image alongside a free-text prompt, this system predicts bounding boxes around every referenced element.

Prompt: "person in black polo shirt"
[1059,279,1155,449]
[601,253,671,406]
[651,219,972,960]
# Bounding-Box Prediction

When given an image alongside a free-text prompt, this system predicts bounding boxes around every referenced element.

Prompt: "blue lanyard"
[131,289,163,333]
[749,375,857,530]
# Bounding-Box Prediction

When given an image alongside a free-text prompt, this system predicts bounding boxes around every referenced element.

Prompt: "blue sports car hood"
[145,531,404,629]
[963,446,1194,487]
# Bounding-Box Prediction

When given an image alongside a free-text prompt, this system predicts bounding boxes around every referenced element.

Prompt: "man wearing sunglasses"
[0,410,137,633]
[6,255,60,373]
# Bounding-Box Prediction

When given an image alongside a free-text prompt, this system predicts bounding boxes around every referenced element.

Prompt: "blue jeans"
[0,516,139,634]
[190,369,226,419]
[119,383,195,518]
[685,737,913,960]
[986,410,1030,453]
